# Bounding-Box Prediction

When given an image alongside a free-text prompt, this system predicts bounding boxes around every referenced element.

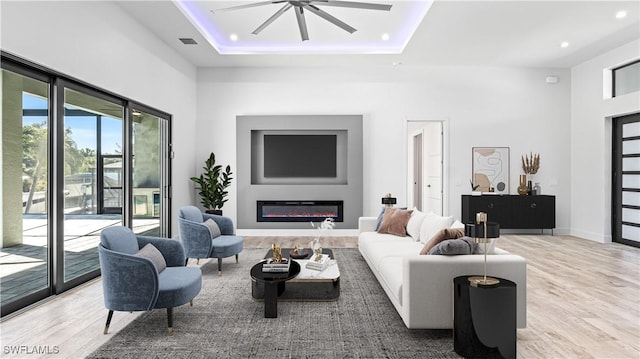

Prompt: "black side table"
[453,276,516,359]
[250,260,301,318]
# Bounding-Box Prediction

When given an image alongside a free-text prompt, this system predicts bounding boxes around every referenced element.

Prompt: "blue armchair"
[98,226,202,335]
[178,206,244,275]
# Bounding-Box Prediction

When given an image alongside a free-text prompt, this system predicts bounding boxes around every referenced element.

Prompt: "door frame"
[404,118,449,216]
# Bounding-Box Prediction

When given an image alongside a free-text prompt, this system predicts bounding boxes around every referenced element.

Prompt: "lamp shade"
[464,222,500,238]
[381,197,397,205]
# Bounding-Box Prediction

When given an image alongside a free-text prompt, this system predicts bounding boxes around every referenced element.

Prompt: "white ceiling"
[118,1,640,68]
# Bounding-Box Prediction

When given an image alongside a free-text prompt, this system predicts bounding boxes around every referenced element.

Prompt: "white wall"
[197,66,572,233]
[571,39,640,243]
[1,1,198,234]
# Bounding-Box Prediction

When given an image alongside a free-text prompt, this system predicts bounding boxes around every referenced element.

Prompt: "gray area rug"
[88,248,458,358]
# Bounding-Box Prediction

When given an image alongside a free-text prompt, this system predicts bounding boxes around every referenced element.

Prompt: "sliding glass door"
[61,86,124,284]
[1,55,172,316]
[1,67,51,313]
[131,106,171,237]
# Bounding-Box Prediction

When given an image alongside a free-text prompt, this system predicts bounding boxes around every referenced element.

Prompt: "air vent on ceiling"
[179,38,198,45]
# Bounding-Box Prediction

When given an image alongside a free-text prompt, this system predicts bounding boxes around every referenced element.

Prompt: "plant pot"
[205,209,223,215]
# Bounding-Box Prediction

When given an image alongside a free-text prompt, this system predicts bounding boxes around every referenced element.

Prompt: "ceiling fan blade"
[211,0,287,14]
[294,7,310,41]
[302,4,357,34]
[252,3,293,35]
[312,0,392,11]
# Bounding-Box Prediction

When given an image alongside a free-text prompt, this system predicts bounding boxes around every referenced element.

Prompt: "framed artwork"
[472,147,510,194]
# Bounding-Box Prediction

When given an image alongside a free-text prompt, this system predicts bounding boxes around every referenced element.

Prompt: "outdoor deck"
[0,216,159,306]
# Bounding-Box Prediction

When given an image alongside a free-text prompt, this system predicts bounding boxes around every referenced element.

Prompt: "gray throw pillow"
[427,236,477,255]
[203,218,221,239]
[134,243,167,272]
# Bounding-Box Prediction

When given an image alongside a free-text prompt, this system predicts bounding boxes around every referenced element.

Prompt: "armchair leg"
[236,254,239,263]
[196,258,200,265]
[190,300,194,307]
[104,310,114,334]
[167,308,174,336]
[218,258,222,276]
[185,257,189,266]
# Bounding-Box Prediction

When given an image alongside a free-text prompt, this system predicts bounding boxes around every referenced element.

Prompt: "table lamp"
[465,212,500,287]
[381,193,397,207]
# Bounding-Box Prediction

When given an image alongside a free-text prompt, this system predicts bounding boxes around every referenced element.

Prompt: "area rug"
[88,249,457,359]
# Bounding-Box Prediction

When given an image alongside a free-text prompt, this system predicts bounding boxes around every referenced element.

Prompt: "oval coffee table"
[250,260,301,318]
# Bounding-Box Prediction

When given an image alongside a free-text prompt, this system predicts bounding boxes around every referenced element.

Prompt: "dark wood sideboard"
[461,195,556,234]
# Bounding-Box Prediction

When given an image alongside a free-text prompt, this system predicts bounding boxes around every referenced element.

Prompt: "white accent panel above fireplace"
[237,115,363,229]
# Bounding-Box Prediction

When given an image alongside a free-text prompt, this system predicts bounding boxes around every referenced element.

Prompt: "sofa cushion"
[406,208,427,242]
[378,256,404,304]
[420,227,465,255]
[203,218,221,239]
[374,206,386,231]
[419,212,454,244]
[377,208,413,237]
[134,243,167,273]
[427,236,477,255]
[360,238,422,271]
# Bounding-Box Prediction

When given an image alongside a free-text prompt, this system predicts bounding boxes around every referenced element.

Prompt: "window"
[613,60,640,97]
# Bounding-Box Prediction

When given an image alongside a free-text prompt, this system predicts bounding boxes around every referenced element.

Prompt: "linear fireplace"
[257,201,344,222]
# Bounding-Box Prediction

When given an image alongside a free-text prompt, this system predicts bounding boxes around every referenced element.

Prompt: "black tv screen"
[264,135,337,178]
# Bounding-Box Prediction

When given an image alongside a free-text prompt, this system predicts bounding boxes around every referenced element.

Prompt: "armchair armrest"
[98,245,159,312]
[202,213,235,235]
[137,235,185,267]
[178,218,213,258]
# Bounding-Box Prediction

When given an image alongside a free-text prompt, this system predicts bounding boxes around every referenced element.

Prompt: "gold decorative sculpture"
[521,153,540,175]
[272,243,282,263]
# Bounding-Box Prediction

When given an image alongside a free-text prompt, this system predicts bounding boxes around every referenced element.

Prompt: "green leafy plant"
[190,152,233,212]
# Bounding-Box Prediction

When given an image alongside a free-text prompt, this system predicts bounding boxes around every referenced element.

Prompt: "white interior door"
[424,123,443,215]
[407,121,443,215]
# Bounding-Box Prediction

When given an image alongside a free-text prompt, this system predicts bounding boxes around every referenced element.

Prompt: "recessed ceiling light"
[230,33,239,42]
[392,61,403,66]
[616,10,627,19]
[381,33,390,41]
[560,41,570,48]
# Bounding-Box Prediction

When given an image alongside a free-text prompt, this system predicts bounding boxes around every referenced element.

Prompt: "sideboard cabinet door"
[509,195,555,229]
[461,195,511,225]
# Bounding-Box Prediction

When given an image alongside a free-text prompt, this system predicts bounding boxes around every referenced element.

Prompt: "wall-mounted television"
[264,135,337,178]
[251,129,347,185]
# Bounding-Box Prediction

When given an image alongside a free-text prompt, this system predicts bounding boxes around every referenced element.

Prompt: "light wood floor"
[1,235,638,358]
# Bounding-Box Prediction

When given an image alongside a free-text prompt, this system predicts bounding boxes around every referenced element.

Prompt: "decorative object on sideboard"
[381,193,397,207]
[464,212,501,287]
[190,152,233,215]
[517,175,528,195]
[533,182,542,195]
[520,152,540,196]
[472,147,510,194]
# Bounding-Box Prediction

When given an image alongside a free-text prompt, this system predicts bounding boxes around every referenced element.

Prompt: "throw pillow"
[377,207,414,237]
[203,218,221,239]
[374,206,386,231]
[474,237,498,254]
[427,237,477,255]
[134,243,167,272]
[419,227,465,255]
[406,208,427,241]
[418,212,454,244]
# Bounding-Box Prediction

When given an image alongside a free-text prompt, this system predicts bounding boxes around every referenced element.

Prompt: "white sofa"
[358,216,527,329]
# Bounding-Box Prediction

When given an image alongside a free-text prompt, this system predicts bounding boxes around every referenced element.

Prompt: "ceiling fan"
[211,0,393,41]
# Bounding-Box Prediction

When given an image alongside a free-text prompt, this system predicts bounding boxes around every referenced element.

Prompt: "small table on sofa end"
[250,260,301,318]
[453,275,516,359]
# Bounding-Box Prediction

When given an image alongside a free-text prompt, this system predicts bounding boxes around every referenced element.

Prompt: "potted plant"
[190,152,233,215]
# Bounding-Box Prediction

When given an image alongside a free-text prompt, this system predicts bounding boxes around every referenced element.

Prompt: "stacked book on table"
[305,254,330,271]
[262,258,291,273]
